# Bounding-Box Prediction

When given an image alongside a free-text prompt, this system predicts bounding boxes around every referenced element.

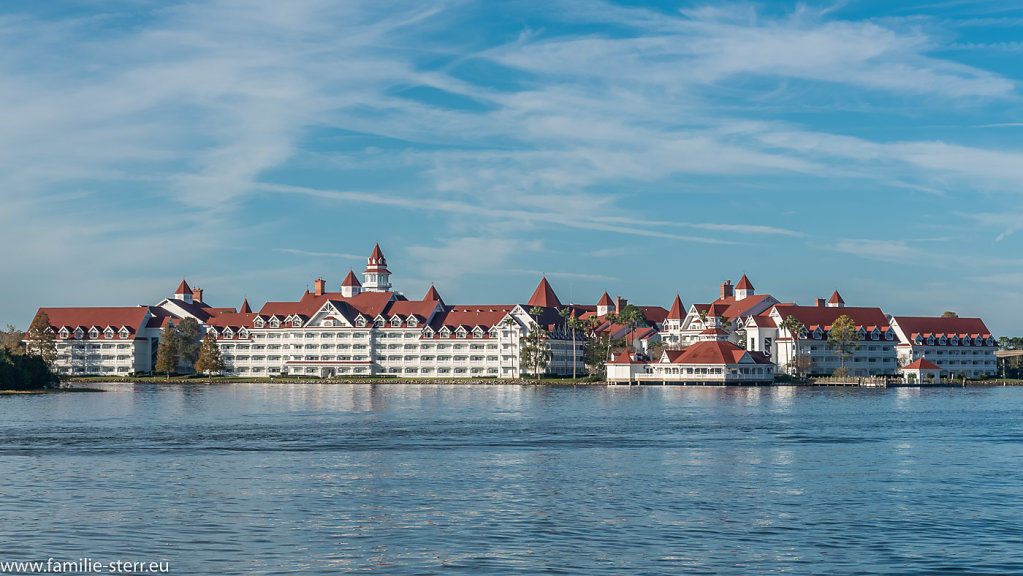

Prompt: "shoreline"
[56,377,1023,387]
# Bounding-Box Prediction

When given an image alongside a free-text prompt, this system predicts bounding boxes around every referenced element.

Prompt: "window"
[408,317,418,328]
[88,328,99,339]
[103,327,114,339]
[269,318,280,328]
[391,317,402,327]
[254,317,265,328]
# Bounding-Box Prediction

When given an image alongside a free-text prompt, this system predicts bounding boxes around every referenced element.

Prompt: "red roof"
[893,317,992,342]
[341,271,361,287]
[747,315,777,328]
[828,290,845,305]
[773,304,889,332]
[597,292,613,306]
[526,277,562,308]
[700,327,729,336]
[239,299,252,314]
[36,307,151,340]
[424,285,444,304]
[174,279,191,296]
[903,359,942,371]
[608,349,640,364]
[736,274,754,290]
[664,340,769,365]
[429,306,514,332]
[666,295,685,321]
[370,243,385,262]
[707,302,727,317]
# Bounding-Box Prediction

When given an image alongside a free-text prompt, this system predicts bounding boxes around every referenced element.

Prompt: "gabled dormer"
[222,327,234,339]
[439,326,451,338]
[422,326,434,338]
[59,327,70,339]
[103,326,115,339]
[88,326,100,339]
[73,327,84,340]
[390,314,403,327]
[472,326,485,338]
[254,317,265,328]
[407,316,419,328]
[269,316,281,328]
[374,315,386,328]
[119,326,131,339]
[455,326,468,338]
[238,327,249,339]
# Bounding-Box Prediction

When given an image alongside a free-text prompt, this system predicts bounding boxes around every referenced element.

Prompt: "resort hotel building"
[26,244,998,381]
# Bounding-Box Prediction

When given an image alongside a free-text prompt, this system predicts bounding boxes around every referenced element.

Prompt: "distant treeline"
[0,349,60,390]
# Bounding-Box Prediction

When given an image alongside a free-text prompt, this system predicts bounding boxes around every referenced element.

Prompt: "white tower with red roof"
[362,244,391,293]
[735,275,755,301]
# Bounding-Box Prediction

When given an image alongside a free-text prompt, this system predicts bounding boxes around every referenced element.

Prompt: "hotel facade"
[26,244,998,380]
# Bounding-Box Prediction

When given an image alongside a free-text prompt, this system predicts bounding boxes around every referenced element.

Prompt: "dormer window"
[223,328,234,339]
[89,327,99,339]
[104,327,115,339]
[391,317,402,327]
[915,335,923,344]
[374,318,385,327]
[885,331,894,341]
[119,327,130,339]
[407,317,418,328]
[926,336,934,345]
[987,337,995,346]
[423,327,434,337]
[323,319,333,327]
[269,317,280,328]
[473,327,484,338]
[813,328,823,340]
[74,328,84,340]
[59,328,69,339]
[939,336,947,345]
[456,327,468,338]
[950,336,959,345]
[292,318,302,327]
[239,328,249,339]
[254,317,265,328]
[440,327,451,338]
[355,317,366,327]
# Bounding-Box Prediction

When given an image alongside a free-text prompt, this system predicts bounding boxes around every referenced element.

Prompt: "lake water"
[1,383,1022,575]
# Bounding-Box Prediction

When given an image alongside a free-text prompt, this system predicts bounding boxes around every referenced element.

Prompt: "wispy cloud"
[274,248,364,259]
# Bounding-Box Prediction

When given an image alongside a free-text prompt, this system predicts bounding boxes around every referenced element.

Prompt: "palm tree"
[780,315,807,377]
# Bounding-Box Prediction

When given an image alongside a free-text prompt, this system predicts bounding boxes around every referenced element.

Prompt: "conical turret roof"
[526,277,562,308]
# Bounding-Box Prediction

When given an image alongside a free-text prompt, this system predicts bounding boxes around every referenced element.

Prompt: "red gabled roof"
[597,292,613,306]
[174,279,191,295]
[736,274,754,290]
[666,294,684,321]
[893,317,992,342]
[526,277,562,308]
[700,327,729,336]
[747,314,777,328]
[903,358,942,371]
[773,304,889,332]
[239,299,252,314]
[341,270,361,287]
[429,306,514,332]
[36,307,150,340]
[608,349,641,364]
[638,306,669,325]
[665,340,763,365]
[829,290,845,305]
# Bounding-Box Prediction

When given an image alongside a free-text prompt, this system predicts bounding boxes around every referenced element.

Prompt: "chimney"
[615,297,628,314]
[314,278,326,296]
[720,280,733,300]
[814,298,826,307]
[191,287,203,303]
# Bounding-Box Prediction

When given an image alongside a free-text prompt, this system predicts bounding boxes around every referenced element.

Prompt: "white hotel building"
[29,245,585,379]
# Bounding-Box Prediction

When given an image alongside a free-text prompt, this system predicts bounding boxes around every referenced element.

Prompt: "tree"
[0,348,59,390]
[617,304,647,348]
[560,308,588,379]
[154,323,180,377]
[194,333,226,378]
[828,314,859,371]
[1,324,25,355]
[24,311,57,368]
[780,315,807,376]
[519,322,552,382]
[176,318,203,371]
[940,311,959,319]
[788,355,813,379]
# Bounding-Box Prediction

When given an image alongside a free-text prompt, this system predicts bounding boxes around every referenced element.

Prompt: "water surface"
[1,384,1021,574]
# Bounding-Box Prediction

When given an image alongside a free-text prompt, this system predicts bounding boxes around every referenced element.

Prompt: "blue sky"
[3,0,1023,334]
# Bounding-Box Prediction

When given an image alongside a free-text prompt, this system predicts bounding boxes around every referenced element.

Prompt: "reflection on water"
[1,384,1022,575]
